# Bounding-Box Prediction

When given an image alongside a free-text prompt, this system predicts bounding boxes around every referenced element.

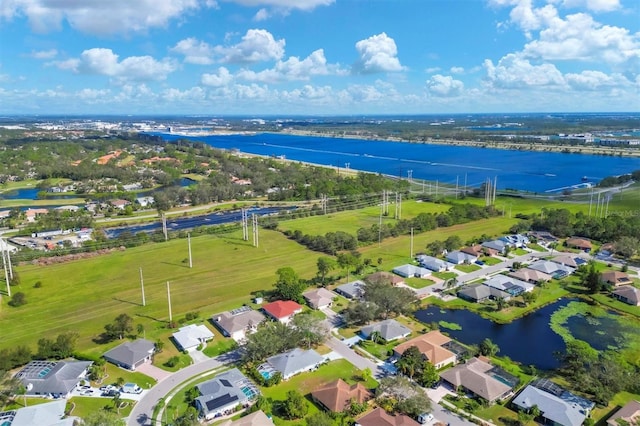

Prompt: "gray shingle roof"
[8,400,75,426]
[213,309,266,335]
[513,385,594,426]
[103,339,155,369]
[361,319,411,342]
[439,357,513,402]
[172,324,214,351]
[266,348,324,379]
[196,368,255,418]
[335,280,366,299]
[392,264,431,278]
[16,360,92,396]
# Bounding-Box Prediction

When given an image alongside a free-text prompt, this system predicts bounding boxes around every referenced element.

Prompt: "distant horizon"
[1,1,638,114]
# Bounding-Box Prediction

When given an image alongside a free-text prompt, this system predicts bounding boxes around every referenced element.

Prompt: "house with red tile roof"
[312,379,372,413]
[262,300,302,324]
[355,408,419,426]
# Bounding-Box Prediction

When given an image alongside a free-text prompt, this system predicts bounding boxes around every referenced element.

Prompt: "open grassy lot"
[66,396,135,418]
[0,229,320,355]
[278,199,450,235]
[0,197,87,207]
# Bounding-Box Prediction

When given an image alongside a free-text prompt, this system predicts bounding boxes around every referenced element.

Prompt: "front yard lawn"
[405,277,435,289]
[357,339,394,360]
[433,271,458,280]
[455,264,481,273]
[67,396,135,418]
[479,256,502,266]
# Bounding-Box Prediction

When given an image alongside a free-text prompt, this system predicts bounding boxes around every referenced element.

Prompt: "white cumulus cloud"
[53,48,177,82]
[236,49,337,83]
[170,38,214,65]
[29,49,58,59]
[215,29,285,63]
[0,0,213,36]
[562,0,621,12]
[224,0,334,11]
[484,53,565,88]
[201,67,234,86]
[353,32,404,74]
[426,74,464,97]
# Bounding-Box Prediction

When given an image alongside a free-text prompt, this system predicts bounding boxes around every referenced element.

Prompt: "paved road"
[127,350,240,426]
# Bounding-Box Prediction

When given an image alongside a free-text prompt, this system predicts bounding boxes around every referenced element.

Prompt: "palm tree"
[495,297,507,311]
[112,392,122,413]
[370,330,383,344]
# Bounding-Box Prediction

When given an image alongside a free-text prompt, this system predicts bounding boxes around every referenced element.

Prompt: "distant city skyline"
[1,0,638,115]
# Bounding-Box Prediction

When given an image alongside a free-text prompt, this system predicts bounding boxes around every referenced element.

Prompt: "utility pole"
[410,227,414,258]
[2,245,10,297]
[398,193,402,219]
[378,200,383,247]
[407,170,413,183]
[588,187,594,217]
[241,209,249,241]
[252,214,259,248]
[493,176,497,204]
[394,192,399,219]
[166,281,172,323]
[604,194,610,218]
[455,176,459,199]
[139,267,146,307]
[464,173,468,197]
[435,180,439,198]
[187,232,192,268]
[5,244,12,280]
[162,213,168,241]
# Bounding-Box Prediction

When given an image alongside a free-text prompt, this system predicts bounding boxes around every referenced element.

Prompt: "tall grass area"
[0,229,319,356]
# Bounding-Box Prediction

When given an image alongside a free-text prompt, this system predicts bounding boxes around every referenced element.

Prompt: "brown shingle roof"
[312,379,372,412]
[394,330,455,366]
[566,237,592,249]
[601,271,633,286]
[356,407,420,426]
[439,357,513,402]
[606,400,640,426]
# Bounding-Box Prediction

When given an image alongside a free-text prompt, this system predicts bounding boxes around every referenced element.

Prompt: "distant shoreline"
[275,129,640,158]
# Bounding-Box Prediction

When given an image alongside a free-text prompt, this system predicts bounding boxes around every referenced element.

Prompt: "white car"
[417,413,434,424]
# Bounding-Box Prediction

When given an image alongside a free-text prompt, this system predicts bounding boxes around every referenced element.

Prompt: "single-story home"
[0,399,75,426]
[612,285,640,306]
[446,251,478,265]
[439,357,515,404]
[303,288,337,310]
[110,199,131,210]
[508,268,552,284]
[335,280,366,299]
[15,360,92,398]
[311,379,372,413]
[355,407,419,426]
[499,234,530,248]
[218,410,272,426]
[262,300,303,324]
[601,271,633,287]
[195,368,259,421]
[606,400,640,426]
[392,264,432,279]
[212,307,266,342]
[172,324,214,352]
[361,319,411,342]
[528,231,558,244]
[366,271,405,286]
[527,260,575,278]
[264,348,324,380]
[551,254,588,269]
[481,240,508,254]
[483,274,535,296]
[462,244,497,257]
[416,255,449,272]
[457,284,510,303]
[103,339,155,370]
[136,196,155,208]
[565,237,593,251]
[394,330,456,369]
[513,380,594,426]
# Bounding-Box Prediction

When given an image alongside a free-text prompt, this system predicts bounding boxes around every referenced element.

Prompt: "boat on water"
[581,176,589,181]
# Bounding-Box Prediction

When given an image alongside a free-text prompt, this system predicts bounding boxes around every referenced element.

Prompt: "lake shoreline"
[275,129,640,158]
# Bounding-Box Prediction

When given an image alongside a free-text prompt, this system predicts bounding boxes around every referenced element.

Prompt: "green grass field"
[0,229,320,355]
[278,199,450,235]
[66,396,135,418]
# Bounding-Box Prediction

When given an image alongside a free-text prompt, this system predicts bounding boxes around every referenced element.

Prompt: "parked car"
[417,413,434,424]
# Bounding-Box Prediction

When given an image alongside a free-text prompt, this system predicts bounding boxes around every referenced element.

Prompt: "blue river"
[152,132,640,193]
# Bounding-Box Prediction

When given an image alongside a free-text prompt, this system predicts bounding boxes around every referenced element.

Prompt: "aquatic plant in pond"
[549,301,640,353]
[438,321,462,331]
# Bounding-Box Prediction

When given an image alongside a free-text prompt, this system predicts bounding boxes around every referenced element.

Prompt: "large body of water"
[153,132,639,193]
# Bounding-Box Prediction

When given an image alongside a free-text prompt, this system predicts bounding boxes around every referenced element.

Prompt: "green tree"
[582,261,603,294]
[613,236,639,259]
[376,376,431,418]
[283,390,308,419]
[0,370,23,407]
[495,297,507,311]
[419,360,440,388]
[342,301,377,326]
[316,256,336,286]
[306,411,333,426]
[136,324,145,337]
[104,314,134,341]
[173,407,200,426]
[444,235,462,251]
[522,290,538,306]
[426,240,445,256]
[364,279,418,319]
[337,252,361,283]
[291,311,328,349]
[274,267,306,301]
[479,338,500,357]
[8,292,26,307]
[397,346,423,379]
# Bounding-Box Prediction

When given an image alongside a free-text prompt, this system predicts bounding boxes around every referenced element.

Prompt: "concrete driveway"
[188,349,209,364]
[136,362,172,383]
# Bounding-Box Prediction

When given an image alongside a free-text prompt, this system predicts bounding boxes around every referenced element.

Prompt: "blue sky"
[0,0,638,115]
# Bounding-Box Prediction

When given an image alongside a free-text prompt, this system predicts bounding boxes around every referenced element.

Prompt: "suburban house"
[135,196,155,208]
[392,264,432,279]
[528,231,558,244]
[366,271,405,286]
[219,410,272,426]
[481,240,508,254]
[601,271,633,287]
[512,379,594,426]
[264,348,324,380]
[551,254,588,269]
[416,255,450,272]
[508,268,552,284]
[15,360,92,398]
[611,285,640,306]
[457,284,510,303]
[499,234,530,248]
[195,368,259,421]
[439,357,515,404]
[311,379,372,413]
[606,400,640,426]
[335,280,366,299]
[303,288,337,310]
[103,339,155,370]
[212,307,266,342]
[361,319,411,342]
[527,260,575,279]
[262,300,303,324]
[462,244,497,257]
[565,237,593,251]
[0,400,75,426]
[446,250,478,265]
[483,274,535,297]
[172,324,214,352]
[355,407,419,426]
[393,330,457,369]
[110,199,131,210]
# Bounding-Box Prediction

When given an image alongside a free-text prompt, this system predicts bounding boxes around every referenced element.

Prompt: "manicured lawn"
[404,277,434,289]
[67,396,135,418]
[2,397,51,411]
[358,340,394,360]
[97,363,157,389]
[455,264,481,273]
[433,271,458,280]
[513,248,528,255]
[589,293,640,318]
[479,256,503,266]
[0,229,320,355]
[527,243,546,252]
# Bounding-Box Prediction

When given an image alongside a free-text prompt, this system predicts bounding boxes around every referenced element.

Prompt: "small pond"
[0,187,78,200]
